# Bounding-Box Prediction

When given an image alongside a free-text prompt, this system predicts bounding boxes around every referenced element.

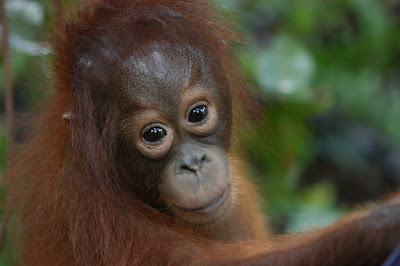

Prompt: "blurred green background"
[1,0,400,264]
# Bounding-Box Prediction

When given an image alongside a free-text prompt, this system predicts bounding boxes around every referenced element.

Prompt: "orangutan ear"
[62,110,73,121]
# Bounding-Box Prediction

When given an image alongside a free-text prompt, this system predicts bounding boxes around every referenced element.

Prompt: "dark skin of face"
[75,14,234,225]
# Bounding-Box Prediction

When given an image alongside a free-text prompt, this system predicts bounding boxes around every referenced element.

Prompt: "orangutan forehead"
[118,41,215,107]
[73,9,213,90]
[120,41,210,83]
[74,24,216,100]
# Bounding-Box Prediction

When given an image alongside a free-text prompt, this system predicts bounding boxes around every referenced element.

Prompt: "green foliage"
[290,181,344,231]
[256,34,315,100]
[217,0,400,231]
[320,68,400,144]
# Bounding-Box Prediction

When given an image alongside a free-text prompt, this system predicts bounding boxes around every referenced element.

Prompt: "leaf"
[256,34,315,100]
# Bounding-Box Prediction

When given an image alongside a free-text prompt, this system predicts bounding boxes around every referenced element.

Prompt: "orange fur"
[8,1,400,265]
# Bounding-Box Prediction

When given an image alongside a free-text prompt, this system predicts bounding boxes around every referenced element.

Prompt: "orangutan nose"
[180,151,206,173]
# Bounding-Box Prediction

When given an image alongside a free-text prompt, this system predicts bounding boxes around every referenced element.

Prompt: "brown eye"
[188,105,208,123]
[143,127,166,143]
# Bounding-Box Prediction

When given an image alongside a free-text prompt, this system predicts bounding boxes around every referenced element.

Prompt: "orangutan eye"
[143,127,167,143]
[188,105,209,123]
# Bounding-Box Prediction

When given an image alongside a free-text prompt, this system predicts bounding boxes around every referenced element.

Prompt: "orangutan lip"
[183,187,229,214]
